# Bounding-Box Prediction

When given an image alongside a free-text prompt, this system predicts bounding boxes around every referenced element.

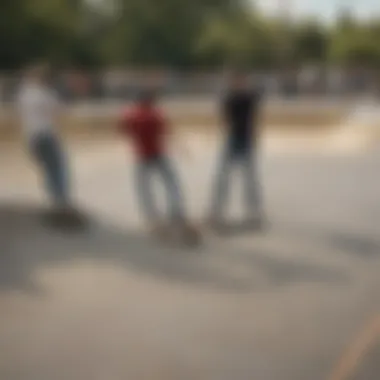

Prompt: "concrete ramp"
[328,101,380,152]
[1,135,380,380]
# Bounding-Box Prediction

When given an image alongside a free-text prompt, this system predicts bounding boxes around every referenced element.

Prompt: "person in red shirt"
[119,90,188,234]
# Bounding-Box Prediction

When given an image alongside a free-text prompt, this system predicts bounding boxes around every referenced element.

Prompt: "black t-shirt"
[223,89,261,150]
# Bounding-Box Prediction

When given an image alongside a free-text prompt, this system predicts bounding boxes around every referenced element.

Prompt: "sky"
[255,0,380,22]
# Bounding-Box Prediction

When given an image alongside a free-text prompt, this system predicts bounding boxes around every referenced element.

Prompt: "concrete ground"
[0,133,379,380]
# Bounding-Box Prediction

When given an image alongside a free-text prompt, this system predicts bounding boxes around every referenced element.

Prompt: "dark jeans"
[30,133,69,206]
[135,155,185,223]
[210,144,262,220]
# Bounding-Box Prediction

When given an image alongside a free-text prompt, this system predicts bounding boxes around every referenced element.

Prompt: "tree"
[196,10,277,68]
[99,0,245,67]
[0,0,380,71]
[0,0,31,69]
[0,0,84,69]
[330,14,380,68]
[292,21,328,64]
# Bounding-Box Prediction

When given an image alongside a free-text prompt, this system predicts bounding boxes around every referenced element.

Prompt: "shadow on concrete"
[351,340,380,380]
[0,203,348,295]
[279,222,380,260]
[326,233,380,259]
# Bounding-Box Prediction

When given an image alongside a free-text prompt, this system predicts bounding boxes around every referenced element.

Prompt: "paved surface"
[0,135,379,380]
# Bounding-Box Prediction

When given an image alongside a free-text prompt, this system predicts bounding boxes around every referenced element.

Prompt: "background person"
[17,64,72,212]
[119,89,197,241]
[209,71,264,229]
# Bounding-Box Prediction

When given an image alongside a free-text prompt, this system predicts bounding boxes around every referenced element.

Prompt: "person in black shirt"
[209,72,264,228]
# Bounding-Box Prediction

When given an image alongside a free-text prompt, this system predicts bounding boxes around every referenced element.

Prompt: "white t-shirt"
[17,83,61,141]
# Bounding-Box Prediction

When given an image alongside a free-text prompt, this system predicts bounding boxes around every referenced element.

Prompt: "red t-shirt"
[120,105,167,159]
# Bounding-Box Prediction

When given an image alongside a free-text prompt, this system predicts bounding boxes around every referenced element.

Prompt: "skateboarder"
[17,64,72,213]
[119,89,198,242]
[209,71,264,229]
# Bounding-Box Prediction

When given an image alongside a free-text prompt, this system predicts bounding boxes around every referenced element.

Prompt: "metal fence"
[0,68,379,103]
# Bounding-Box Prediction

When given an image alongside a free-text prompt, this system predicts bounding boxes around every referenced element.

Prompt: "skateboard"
[205,217,266,236]
[151,222,203,248]
[42,207,89,231]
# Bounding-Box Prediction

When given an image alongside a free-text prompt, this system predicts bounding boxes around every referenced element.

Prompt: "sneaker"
[245,215,266,231]
[150,223,171,240]
[207,217,226,233]
[181,223,202,247]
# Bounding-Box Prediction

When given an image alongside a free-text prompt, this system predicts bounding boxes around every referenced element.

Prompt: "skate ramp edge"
[0,109,345,142]
[1,102,379,148]
[328,104,380,151]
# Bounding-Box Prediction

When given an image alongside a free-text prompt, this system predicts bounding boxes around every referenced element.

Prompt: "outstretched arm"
[50,90,65,130]
[118,110,131,137]
[165,118,191,160]
[218,95,230,135]
[117,111,135,159]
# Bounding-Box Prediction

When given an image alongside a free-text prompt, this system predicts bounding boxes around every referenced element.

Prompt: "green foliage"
[197,10,277,68]
[0,0,379,69]
[292,21,328,64]
[329,20,380,67]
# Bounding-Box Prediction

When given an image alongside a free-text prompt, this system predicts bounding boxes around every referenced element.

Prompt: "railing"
[0,70,379,104]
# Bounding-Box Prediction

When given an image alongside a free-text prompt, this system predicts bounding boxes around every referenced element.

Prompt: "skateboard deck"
[43,207,89,231]
[199,217,266,236]
[151,223,203,248]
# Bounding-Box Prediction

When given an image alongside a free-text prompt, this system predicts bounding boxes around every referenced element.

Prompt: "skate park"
[1,98,380,380]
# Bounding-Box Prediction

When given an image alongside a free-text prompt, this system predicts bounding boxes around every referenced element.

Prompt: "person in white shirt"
[17,64,71,209]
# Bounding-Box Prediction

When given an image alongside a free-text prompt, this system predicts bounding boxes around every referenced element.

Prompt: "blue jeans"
[210,144,262,219]
[135,156,185,223]
[31,133,69,206]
